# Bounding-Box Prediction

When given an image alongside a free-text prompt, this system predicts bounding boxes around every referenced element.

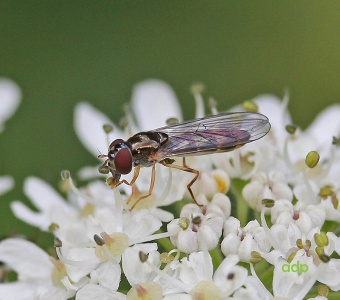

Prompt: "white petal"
[233,276,272,300]
[199,217,223,250]
[223,216,241,236]
[0,78,21,132]
[91,261,121,290]
[317,198,340,221]
[77,165,106,180]
[270,199,293,224]
[213,255,247,295]
[38,284,70,300]
[65,248,100,282]
[24,177,68,211]
[253,94,292,141]
[0,238,51,278]
[180,252,213,284]
[0,282,36,300]
[94,208,122,234]
[209,193,231,221]
[74,102,122,156]
[76,284,125,300]
[0,175,14,195]
[306,104,340,147]
[131,79,183,131]
[123,210,162,240]
[10,201,50,229]
[151,208,174,222]
[175,229,199,253]
[317,259,340,290]
[270,223,301,253]
[122,244,159,285]
[272,257,308,298]
[221,234,241,256]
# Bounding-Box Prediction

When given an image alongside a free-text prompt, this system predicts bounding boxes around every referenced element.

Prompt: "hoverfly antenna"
[97,148,108,159]
[97,149,110,174]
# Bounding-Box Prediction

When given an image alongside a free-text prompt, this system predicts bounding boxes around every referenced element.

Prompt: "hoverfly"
[99,112,270,208]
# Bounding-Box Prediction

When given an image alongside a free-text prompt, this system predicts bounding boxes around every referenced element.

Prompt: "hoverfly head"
[107,139,133,176]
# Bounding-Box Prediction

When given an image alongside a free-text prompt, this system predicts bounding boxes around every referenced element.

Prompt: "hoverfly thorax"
[107,139,133,176]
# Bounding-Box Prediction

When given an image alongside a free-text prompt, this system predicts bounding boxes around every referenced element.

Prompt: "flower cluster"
[1,79,340,300]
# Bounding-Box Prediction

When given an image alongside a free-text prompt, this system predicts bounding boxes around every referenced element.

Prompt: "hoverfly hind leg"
[159,158,201,206]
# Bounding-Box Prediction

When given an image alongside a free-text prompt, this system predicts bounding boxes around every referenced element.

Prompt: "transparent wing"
[152,112,270,157]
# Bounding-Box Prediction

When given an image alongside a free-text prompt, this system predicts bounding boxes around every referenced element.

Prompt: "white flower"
[122,243,161,287]
[10,175,170,291]
[242,171,293,211]
[56,198,165,289]
[238,95,340,187]
[180,253,248,298]
[10,176,78,231]
[0,238,87,300]
[221,217,271,262]
[122,248,248,299]
[261,203,340,293]
[182,192,231,221]
[123,244,188,297]
[167,202,224,253]
[270,199,325,234]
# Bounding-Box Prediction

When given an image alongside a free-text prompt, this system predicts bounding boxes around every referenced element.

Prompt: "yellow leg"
[160,158,201,206]
[130,164,156,210]
[114,166,141,187]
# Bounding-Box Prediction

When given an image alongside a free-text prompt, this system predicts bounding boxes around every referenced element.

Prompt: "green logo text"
[282,261,309,273]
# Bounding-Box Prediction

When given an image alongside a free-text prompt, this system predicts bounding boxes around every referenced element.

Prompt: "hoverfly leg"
[183,157,188,168]
[129,164,156,210]
[122,165,141,186]
[109,166,141,188]
[159,159,202,206]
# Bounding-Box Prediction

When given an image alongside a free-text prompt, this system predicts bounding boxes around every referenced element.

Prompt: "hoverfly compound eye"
[114,146,133,175]
[108,139,125,158]
[109,139,125,151]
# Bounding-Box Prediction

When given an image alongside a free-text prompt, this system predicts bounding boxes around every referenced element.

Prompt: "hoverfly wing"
[151,112,270,157]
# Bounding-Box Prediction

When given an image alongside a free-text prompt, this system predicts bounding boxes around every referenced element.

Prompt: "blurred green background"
[1,1,340,241]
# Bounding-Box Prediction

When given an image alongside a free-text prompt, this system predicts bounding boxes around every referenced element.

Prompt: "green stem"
[209,246,224,271]
[230,178,249,227]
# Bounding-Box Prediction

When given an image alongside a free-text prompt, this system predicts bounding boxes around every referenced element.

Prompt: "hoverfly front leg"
[107,165,141,188]
[159,158,201,206]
